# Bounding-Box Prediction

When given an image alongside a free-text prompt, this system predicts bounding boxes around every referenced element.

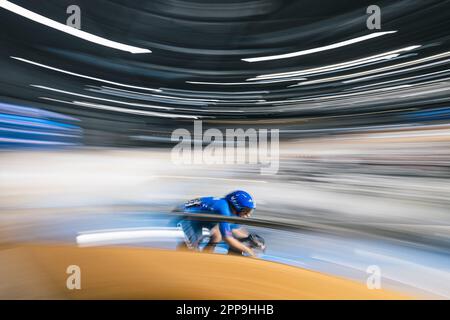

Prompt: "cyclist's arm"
[220,222,254,257]
[232,227,249,239]
[224,236,255,257]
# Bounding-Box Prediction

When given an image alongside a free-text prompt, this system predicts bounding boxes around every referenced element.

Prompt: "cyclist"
[175,190,256,257]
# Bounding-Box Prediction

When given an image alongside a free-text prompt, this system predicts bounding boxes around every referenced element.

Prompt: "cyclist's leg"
[203,225,222,253]
[178,219,204,250]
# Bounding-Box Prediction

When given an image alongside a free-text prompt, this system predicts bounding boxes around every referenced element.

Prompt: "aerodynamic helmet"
[225,190,255,214]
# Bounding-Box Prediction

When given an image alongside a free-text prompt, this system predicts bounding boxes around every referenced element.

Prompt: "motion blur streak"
[10,57,162,92]
[76,228,185,246]
[0,101,81,147]
[0,0,151,53]
[1,0,450,299]
[32,85,172,111]
[250,46,420,80]
[242,31,397,62]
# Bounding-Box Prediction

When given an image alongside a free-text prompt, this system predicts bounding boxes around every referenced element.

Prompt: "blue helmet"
[225,190,255,213]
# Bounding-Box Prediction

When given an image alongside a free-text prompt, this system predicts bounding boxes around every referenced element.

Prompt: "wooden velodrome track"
[0,244,410,299]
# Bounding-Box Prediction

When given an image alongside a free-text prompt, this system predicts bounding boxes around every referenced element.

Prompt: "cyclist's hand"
[244,247,256,258]
[224,236,256,257]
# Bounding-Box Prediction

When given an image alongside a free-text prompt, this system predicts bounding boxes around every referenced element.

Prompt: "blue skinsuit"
[179,197,238,247]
